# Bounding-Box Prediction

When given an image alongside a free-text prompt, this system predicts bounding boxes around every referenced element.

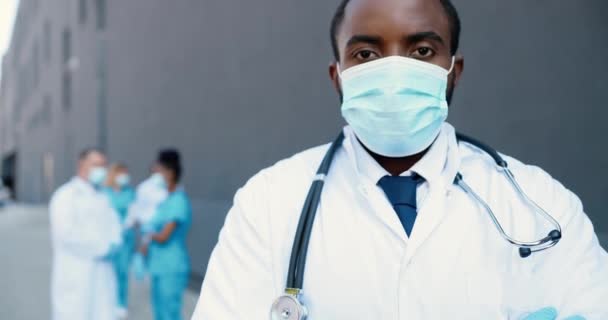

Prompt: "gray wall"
[450,0,608,233]
[2,0,607,279]
[104,0,344,275]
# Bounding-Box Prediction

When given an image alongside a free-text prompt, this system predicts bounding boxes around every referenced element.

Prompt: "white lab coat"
[50,177,122,320]
[192,124,608,320]
[124,175,168,228]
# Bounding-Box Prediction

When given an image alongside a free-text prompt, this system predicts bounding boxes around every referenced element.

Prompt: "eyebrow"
[405,31,445,45]
[345,34,383,48]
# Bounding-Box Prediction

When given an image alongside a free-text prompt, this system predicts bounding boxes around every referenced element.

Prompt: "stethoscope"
[270,132,563,320]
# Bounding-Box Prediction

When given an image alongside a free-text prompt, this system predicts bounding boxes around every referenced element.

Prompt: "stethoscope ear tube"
[518,230,562,257]
[455,133,508,168]
[455,133,563,259]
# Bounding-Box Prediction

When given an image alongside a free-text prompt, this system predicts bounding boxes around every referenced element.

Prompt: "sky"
[0,0,19,75]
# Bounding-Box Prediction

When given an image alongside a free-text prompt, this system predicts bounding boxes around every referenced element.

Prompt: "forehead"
[85,151,106,164]
[339,0,451,43]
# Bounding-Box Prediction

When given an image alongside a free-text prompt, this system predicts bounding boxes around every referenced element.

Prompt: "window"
[62,28,72,110]
[43,95,52,125]
[44,21,51,63]
[42,152,55,197]
[33,42,39,88]
[62,29,71,64]
[79,0,87,24]
[96,0,106,30]
[62,72,71,111]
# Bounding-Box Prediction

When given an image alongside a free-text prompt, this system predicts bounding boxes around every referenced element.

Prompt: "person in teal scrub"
[104,163,136,319]
[139,149,191,320]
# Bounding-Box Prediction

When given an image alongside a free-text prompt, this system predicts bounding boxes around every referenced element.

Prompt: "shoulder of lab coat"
[50,178,121,259]
[459,142,608,317]
[194,138,608,319]
[192,143,331,320]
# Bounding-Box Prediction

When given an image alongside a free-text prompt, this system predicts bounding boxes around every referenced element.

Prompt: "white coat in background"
[124,175,168,228]
[192,123,608,320]
[50,177,122,320]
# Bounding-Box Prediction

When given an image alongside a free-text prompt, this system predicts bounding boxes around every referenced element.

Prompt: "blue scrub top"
[147,190,192,275]
[105,186,136,222]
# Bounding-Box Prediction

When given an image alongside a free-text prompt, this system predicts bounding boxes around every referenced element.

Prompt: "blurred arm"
[151,221,177,244]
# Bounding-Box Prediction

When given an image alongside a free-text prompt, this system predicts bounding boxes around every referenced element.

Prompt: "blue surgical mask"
[116,174,131,188]
[88,167,108,186]
[339,56,454,157]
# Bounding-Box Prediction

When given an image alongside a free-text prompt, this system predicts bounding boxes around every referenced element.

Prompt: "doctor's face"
[328,0,464,103]
[79,151,107,178]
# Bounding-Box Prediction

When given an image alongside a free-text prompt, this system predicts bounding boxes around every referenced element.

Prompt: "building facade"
[1,0,607,279]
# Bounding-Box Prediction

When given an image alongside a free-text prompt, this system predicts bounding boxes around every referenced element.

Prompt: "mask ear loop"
[336,62,342,78]
[447,56,456,74]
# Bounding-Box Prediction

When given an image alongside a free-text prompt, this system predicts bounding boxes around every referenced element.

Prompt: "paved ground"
[0,204,198,320]
[0,204,606,320]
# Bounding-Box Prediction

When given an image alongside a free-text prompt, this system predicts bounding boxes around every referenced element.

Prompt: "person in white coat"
[50,148,122,320]
[192,0,608,319]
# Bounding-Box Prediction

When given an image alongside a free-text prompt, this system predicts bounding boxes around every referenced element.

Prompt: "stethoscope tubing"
[281,131,563,295]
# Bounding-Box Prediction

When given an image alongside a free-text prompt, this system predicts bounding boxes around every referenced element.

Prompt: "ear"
[452,54,464,87]
[328,61,342,95]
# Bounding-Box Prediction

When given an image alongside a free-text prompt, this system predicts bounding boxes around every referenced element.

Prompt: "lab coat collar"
[71,176,99,194]
[342,123,463,256]
[342,123,455,189]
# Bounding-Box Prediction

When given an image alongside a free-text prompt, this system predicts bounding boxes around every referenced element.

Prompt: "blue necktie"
[377,175,422,236]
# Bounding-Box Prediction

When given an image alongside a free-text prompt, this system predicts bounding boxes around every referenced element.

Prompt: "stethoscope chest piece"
[270,291,308,320]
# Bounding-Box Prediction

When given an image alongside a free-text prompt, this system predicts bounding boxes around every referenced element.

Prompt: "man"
[50,148,122,320]
[192,0,608,319]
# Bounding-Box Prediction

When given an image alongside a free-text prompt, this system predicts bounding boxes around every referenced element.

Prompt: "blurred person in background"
[124,164,169,229]
[104,163,136,319]
[139,149,192,320]
[49,148,122,320]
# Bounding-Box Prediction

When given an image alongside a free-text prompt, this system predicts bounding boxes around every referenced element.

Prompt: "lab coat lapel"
[342,128,411,243]
[403,124,462,262]
[403,180,449,262]
[359,182,412,243]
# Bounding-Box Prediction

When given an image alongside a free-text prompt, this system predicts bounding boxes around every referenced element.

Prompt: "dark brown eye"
[354,50,379,61]
[411,47,435,59]
[418,48,430,56]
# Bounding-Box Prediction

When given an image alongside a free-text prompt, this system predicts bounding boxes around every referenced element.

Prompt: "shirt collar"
[72,176,98,193]
[343,123,454,188]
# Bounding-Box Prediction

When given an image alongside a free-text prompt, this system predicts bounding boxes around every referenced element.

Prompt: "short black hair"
[79,147,105,160]
[157,148,182,182]
[330,0,461,61]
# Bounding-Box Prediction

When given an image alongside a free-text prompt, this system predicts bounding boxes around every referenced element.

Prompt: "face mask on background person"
[88,167,108,187]
[149,172,167,189]
[116,173,131,188]
[339,55,454,157]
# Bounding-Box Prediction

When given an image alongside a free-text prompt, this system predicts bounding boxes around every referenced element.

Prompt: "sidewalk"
[0,204,606,319]
[0,204,198,320]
